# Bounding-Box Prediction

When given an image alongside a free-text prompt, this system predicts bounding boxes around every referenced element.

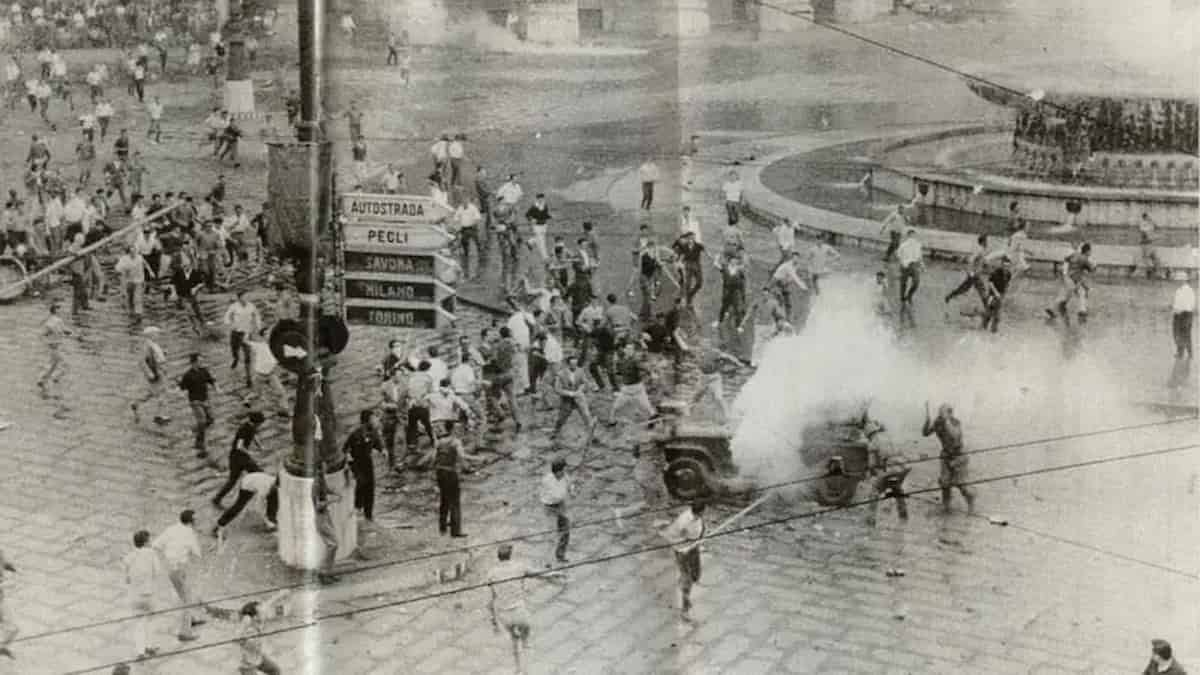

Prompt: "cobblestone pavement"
[2,11,1199,675]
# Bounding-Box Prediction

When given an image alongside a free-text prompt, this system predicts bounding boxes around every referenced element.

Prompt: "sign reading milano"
[340,193,455,330]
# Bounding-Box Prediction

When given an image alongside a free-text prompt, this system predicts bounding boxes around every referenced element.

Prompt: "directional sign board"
[343,223,452,250]
[340,193,451,224]
[339,193,457,329]
[344,300,454,330]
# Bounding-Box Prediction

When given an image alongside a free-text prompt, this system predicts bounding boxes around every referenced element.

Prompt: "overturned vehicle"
[654,403,885,506]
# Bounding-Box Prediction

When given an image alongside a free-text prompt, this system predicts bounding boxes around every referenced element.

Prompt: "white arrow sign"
[343,223,453,250]
[341,193,451,224]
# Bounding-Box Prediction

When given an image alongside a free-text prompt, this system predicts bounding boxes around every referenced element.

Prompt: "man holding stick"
[657,501,706,622]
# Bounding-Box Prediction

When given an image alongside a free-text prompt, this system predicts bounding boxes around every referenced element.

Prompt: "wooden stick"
[0,203,182,298]
[680,491,773,553]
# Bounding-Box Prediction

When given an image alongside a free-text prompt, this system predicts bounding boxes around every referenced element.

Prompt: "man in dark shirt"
[475,166,493,269]
[212,411,264,507]
[431,438,481,537]
[606,341,654,426]
[922,402,975,514]
[1047,242,1095,326]
[672,231,705,310]
[345,409,383,521]
[981,256,1013,334]
[717,256,747,329]
[172,258,207,335]
[178,353,219,457]
[491,328,521,432]
[525,193,552,260]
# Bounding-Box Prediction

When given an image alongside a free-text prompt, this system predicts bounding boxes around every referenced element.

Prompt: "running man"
[131,326,171,425]
[1046,242,1095,326]
[550,355,596,443]
[487,544,565,675]
[879,204,908,262]
[657,502,706,622]
[178,353,219,457]
[922,402,975,514]
[37,302,71,399]
[944,234,989,311]
[151,510,203,643]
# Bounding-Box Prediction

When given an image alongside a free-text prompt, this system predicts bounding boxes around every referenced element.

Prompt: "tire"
[815,475,861,507]
[663,456,714,501]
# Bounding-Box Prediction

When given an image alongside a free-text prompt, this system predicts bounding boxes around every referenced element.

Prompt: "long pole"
[0,204,181,299]
[288,0,324,475]
[680,491,773,553]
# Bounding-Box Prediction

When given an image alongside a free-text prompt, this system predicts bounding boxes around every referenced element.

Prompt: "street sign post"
[338,193,458,329]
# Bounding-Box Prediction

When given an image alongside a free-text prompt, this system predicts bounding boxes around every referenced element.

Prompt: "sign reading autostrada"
[339,193,457,329]
[340,192,451,224]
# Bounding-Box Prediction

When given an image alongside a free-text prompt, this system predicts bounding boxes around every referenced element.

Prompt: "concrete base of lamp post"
[277,467,358,568]
[224,79,256,115]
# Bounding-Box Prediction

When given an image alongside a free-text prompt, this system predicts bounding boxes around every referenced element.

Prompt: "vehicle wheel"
[663,457,713,501]
[815,476,861,507]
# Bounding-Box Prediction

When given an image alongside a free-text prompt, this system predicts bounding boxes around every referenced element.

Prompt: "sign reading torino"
[340,193,450,224]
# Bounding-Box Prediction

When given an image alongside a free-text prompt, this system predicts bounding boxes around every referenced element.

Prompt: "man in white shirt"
[505,306,535,393]
[85,67,102,103]
[448,133,465,187]
[223,290,262,387]
[495,174,523,225]
[248,335,289,417]
[1173,280,1195,361]
[721,170,743,225]
[657,502,706,621]
[896,228,923,305]
[771,249,808,319]
[487,544,564,675]
[146,96,164,143]
[213,471,279,537]
[679,205,702,244]
[43,192,64,253]
[95,98,113,140]
[151,510,202,642]
[638,158,659,210]
[773,218,799,263]
[114,244,152,324]
[427,377,473,437]
[879,204,908,262]
[538,458,572,563]
[455,199,483,279]
[123,529,162,659]
[425,345,448,384]
[430,134,449,185]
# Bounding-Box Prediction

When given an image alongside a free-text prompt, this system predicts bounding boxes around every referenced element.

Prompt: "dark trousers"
[945,273,985,304]
[718,286,745,326]
[981,294,1004,333]
[436,469,462,535]
[899,264,920,303]
[218,485,278,527]
[1174,311,1194,359]
[354,471,375,520]
[230,330,251,382]
[70,271,90,315]
[883,231,900,261]
[406,405,435,448]
[725,200,739,225]
[190,401,213,450]
[134,79,144,102]
[682,264,703,307]
[381,407,401,466]
[640,181,654,210]
[214,460,251,505]
[387,46,398,64]
[546,504,569,561]
[459,226,479,276]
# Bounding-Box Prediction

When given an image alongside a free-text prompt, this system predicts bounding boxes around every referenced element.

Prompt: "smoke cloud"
[729,274,1133,497]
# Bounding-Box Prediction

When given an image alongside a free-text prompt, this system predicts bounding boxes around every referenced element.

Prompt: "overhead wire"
[66,438,1200,674]
[15,414,1195,646]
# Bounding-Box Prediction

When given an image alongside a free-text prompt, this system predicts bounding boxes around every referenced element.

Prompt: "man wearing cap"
[132,326,171,425]
[1144,639,1188,675]
[152,510,203,642]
